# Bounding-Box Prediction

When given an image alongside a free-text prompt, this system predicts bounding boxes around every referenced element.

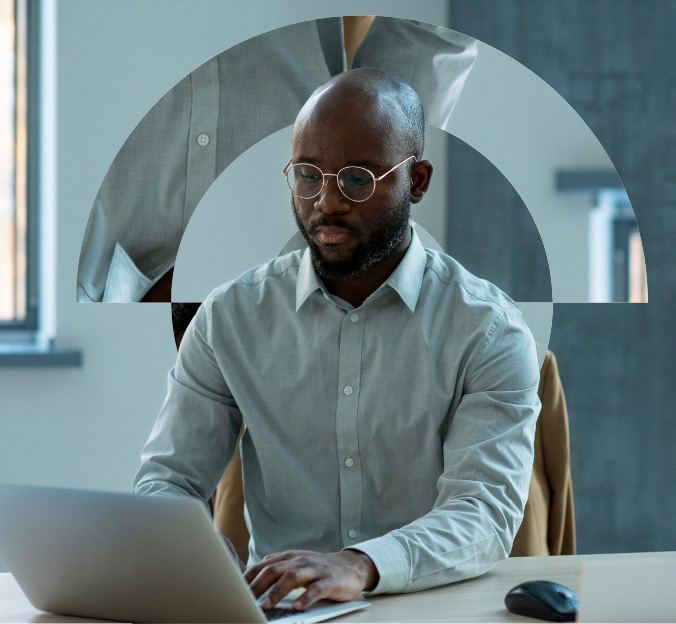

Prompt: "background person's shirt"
[132,227,541,594]
[76,18,478,302]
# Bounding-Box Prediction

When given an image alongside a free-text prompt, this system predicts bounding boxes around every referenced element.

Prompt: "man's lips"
[313,226,354,245]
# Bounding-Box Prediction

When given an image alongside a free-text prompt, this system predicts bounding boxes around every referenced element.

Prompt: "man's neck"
[321,227,412,308]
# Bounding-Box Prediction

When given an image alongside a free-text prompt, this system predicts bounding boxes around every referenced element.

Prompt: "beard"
[292,194,411,280]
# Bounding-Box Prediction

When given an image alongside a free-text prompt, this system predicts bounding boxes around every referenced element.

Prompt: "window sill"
[0,343,82,367]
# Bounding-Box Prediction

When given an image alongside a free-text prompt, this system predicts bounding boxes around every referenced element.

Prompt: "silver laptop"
[0,483,369,623]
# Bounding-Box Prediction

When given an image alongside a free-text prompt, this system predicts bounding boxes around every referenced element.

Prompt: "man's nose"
[314,176,351,214]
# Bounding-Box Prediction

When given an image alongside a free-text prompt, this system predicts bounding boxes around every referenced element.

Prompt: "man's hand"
[243,549,378,611]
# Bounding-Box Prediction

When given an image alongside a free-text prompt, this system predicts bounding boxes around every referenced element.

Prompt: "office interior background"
[1,0,674,573]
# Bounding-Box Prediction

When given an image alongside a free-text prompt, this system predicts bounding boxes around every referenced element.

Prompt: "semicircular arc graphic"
[76,17,647,369]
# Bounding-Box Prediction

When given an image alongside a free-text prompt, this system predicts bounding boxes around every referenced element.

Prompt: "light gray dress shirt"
[133,227,541,594]
[76,18,477,302]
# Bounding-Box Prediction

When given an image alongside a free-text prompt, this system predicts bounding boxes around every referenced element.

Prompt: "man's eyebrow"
[293,156,383,170]
[349,159,383,170]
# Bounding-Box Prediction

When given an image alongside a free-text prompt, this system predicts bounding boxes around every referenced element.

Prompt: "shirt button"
[348,529,357,539]
[350,313,359,323]
[343,385,353,396]
[344,458,354,467]
[197,133,210,146]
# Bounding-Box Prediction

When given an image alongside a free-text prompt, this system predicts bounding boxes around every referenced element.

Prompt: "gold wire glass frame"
[283,155,416,202]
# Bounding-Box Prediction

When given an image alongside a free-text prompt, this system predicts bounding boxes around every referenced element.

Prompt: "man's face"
[290,99,413,281]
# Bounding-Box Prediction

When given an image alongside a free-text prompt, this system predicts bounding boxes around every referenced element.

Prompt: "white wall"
[0,0,450,572]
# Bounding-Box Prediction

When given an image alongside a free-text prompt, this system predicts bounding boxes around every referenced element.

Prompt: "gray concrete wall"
[444,133,552,302]
[447,0,676,553]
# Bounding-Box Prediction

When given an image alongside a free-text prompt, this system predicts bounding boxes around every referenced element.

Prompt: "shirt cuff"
[345,533,410,594]
[102,242,153,302]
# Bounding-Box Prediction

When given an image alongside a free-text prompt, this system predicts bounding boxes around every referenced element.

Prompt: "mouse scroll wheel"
[557,591,569,600]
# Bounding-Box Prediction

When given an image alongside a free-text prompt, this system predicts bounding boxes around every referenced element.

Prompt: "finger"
[260,568,318,609]
[243,562,266,583]
[249,561,303,598]
[244,552,294,583]
[291,580,331,611]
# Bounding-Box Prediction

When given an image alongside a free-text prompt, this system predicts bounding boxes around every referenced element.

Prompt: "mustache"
[290,196,357,236]
[308,216,357,235]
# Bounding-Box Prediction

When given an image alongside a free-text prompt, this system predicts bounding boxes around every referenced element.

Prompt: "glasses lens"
[287,164,324,199]
[338,167,375,201]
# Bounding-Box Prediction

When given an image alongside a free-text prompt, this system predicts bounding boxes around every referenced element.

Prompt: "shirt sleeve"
[76,68,200,303]
[352,17,478,129]
[132,295,242,503]
[348,306,541,594]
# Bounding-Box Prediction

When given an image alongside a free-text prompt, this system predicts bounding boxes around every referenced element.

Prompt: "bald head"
[288,68,434,295]
[294,68,425,160]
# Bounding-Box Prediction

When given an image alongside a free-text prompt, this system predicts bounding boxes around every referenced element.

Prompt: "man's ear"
[410,160,433,204]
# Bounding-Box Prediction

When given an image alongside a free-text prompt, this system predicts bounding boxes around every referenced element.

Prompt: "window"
[0,0,38,332]
[0,0,79,365]
[589,189,648,303]
[557,170,648,303]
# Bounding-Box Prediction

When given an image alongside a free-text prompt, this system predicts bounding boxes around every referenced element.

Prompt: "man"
[133,68,540,611]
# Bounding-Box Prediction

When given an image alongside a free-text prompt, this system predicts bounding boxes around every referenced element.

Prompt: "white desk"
[1,551,675,623]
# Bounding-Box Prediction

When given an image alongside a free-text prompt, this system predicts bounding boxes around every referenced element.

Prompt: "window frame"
[0,0,80,366]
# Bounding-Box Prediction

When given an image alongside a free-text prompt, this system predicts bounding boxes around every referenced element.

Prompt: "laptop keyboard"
[264,606,304,620]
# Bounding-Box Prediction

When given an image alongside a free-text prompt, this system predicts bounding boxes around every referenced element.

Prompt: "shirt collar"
[296,248,327,312]
[384,226,427,312]
[295,225,427,313]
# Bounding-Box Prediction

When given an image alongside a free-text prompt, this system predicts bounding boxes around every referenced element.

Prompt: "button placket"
[183,58,218,230]
[335,308,366,547]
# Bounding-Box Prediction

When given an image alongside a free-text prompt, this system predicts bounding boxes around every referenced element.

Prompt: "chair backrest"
[210,428,249,563]
[510,349,576,556]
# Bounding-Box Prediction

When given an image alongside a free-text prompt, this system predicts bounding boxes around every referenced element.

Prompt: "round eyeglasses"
[282,155,416,203]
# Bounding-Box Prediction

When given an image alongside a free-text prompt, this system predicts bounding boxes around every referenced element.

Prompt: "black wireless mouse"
[504,580,578,622]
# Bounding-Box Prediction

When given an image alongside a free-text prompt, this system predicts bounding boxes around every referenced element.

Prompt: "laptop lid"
[0,483,367,623]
